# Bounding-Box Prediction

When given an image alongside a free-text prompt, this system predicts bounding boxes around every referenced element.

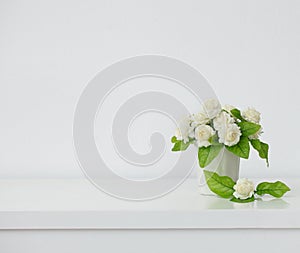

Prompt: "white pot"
[198,147,240,195]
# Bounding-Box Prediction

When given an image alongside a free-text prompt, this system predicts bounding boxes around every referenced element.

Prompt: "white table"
[0,178,299,253]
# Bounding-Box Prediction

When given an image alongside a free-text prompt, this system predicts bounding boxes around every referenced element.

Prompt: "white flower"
[202,98,222,119]
[218,123,241,146]
[213,111,235,132]
[233,178,255,199]
[213,112,239,145]
[191,112,210,128]
[242,108,261,123]
[223,104,235,114]
[175,116,194,143]
[194,125,215,147]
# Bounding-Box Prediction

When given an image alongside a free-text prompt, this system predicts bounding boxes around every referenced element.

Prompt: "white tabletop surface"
[0,178,298,229]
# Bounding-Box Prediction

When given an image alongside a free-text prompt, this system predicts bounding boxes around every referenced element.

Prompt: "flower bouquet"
[171,99,290,203]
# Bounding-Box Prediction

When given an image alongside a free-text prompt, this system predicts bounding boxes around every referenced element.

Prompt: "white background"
[0,0,299,179]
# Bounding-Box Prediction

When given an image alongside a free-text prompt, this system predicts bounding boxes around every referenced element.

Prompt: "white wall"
[0,0,299,179]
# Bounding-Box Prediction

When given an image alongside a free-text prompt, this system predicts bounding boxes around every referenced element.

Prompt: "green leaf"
[203,170,235,198]
[250,138,261,150]
[208,134,219,145]
[230,195,255,203]
[238,121,261,137]
[198,144,223,168]
[171,136,177,143]
[226,136,250,159]
[230,108,245,121]
[171,138,193,151]
[250,139,269,166]
[256,181,290,198]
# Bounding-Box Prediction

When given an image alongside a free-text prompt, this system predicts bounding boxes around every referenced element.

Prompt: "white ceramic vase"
[198,147,240,195]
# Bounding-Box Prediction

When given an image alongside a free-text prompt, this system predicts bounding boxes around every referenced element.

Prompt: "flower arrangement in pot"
[171,99,290,203]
